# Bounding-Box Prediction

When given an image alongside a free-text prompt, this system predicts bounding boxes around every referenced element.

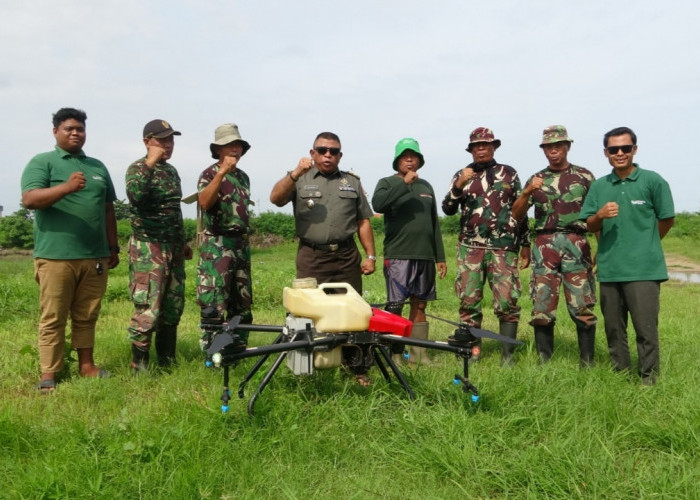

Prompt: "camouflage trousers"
[455,245,521,327]
[197,234,253,325]
[127,237,186,349]
[529,233,597,327]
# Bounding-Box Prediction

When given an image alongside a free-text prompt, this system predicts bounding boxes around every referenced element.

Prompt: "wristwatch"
[367,255,377,261]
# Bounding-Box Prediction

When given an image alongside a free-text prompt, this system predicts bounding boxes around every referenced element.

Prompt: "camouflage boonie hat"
[540,125,573,147]
[466,127,501,152]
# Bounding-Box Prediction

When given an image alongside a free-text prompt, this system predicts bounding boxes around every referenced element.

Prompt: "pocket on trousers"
[130,272,151,305]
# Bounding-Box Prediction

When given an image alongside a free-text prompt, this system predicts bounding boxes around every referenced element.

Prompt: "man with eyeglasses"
[442,127,530,365]
[511,125,597,367]
[125,119,192,372]
[270,131,376,294]
[580,126,675,385]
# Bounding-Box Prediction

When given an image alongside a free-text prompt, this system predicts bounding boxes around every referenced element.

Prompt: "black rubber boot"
[576,324,596,368]
[499,321,518,366]
[131,344,150,374]
[534,324,555,363]
[155,325,177,368]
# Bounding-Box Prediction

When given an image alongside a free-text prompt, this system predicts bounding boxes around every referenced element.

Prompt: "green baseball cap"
[393,138,424,171]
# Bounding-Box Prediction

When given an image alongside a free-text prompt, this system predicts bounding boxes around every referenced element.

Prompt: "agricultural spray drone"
[203,282,521,415]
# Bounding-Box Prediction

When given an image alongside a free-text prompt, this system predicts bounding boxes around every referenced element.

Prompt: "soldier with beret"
[442,127,530,365]
[269,131,376,384]
[372,138,447,365]
[125,119,192,372]
[512,126,597,366]
[196,123,254,351]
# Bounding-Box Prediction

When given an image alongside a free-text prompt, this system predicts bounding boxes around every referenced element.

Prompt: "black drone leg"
[247,351,289,416]
[373,347,392,383]
[376,345,415,400]
[238,332,285,398]
[454,357,479,403]
[220,365,231,413]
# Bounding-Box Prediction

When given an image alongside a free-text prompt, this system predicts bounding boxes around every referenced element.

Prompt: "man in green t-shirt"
[20,107,119,392]
[372,138,447,365]
[580,126,675,385]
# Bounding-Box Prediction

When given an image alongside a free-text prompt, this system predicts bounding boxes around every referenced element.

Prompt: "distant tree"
[113,199,131,221]
[0,208,34,249]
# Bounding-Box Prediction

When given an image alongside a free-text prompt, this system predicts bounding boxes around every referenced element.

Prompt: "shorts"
[383,259,437,303]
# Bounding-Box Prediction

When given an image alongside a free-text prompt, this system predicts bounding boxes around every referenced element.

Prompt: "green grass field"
[1,236,699,499]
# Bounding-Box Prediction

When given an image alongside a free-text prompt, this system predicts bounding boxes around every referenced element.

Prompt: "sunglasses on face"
[606,145,635,155]
[314,147,341,156]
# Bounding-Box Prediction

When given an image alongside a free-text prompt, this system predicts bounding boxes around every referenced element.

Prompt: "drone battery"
[368,308,413,337]
[287,349,314,375]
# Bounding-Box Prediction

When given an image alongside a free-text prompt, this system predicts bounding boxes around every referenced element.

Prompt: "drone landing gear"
[372,344,416,400]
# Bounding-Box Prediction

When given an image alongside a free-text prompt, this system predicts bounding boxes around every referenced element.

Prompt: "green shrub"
[251,212,296,239]
[0,209,34,249]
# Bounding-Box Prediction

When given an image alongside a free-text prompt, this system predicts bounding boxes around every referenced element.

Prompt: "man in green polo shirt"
[580,126,675,385]
[21,107,119,392]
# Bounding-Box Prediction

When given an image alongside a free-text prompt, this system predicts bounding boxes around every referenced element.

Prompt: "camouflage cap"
[143,119,181,139]
[539,125,573,147]
[466,127,501,152]
[392,137,425,171]
[210,123,251,159]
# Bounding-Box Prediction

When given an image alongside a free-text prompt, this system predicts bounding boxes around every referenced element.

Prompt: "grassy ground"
[1,237,699,499]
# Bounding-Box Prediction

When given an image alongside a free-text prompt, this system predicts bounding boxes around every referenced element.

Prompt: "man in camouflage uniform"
[442,127,530,365]
[125,119,192,371]
[197,123,253,350]
[269,131,376,385]
[512,125,597,366]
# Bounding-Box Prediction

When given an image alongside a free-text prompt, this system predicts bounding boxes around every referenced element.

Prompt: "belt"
[300,238,354,252]
[535,228,587,236]
[208,229,248,239]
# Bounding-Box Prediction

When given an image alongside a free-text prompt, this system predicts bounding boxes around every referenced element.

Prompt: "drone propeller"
[206,316,242,355]
[424,312,521,344]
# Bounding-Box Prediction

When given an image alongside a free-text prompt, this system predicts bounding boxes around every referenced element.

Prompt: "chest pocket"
[300,190,323,200]
[338,190,358,200]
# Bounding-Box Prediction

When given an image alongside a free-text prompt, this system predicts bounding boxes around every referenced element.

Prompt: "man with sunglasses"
[21,107,119,392]
[442,127,530,365]
[270,131,376,294]
[125,119,192,372]
[511,126,597,366]
[580,127,675,385]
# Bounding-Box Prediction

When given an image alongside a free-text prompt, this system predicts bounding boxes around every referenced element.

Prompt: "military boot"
[576,323,596,368]
[499,321,518,366]
[155,325,178,368]
[534,324,555,363]
[131,344,150,374]
[409,322,433,366]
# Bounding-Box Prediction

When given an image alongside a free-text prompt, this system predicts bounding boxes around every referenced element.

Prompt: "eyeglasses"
[314,147,341,156]
[606,145,635,155]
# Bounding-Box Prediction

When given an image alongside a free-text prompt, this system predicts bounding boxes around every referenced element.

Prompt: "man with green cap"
[512,125,597,366]
[372,138,447,364]
[196,123,254,351]
[125,119,192,372]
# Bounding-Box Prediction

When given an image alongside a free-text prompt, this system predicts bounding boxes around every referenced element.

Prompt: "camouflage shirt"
[442,160,530,250]
[125,157,185,243]
[198,164,251,235]
[525,164,594,233]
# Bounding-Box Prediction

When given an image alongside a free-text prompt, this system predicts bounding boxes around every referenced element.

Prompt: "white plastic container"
[282,282,372,333]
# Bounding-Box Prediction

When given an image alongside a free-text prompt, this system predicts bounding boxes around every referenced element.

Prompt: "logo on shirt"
[339,178,356,192]
[631,200,646,205]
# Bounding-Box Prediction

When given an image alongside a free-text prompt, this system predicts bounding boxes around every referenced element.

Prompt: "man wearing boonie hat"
[442,127,530,365]
[125,119,192,372]
[512,125,597,367]
[196,123,254,351]
[371,138,447,365]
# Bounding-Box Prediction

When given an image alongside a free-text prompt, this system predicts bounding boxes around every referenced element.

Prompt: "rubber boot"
[576,323,596,368]
[534,324,555,363]
[155,325,177,368]
[409,322,432,365]
[131,344,150,373]
[499,321,518,366]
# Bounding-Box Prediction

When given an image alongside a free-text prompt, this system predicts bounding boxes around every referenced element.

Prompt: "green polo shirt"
[579,165,674,282]
[21,146,117,259]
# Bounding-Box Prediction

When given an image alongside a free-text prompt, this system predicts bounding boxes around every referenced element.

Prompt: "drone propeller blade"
[470,327,522,344]
[207,332,234,355]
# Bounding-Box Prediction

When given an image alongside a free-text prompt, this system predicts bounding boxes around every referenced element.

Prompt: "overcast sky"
[2,0,698,220]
